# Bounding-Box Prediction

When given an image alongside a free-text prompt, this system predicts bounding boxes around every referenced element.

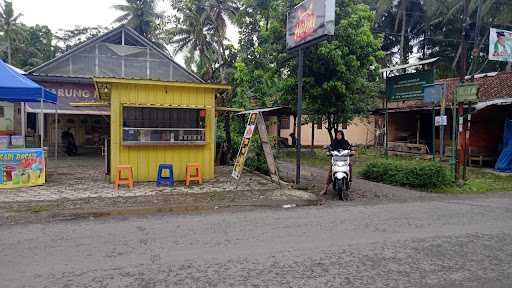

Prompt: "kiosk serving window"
[122,106,206,145]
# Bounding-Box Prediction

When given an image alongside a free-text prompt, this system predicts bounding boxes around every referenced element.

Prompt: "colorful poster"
[489,28,512,62]
[0,149,46,189]
[232,113,258,179]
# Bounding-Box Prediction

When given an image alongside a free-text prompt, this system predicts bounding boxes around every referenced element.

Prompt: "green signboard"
[454,83,479,103]
[386,70,434,101]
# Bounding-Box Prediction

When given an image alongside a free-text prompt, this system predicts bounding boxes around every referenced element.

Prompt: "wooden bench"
[386,142,432,159]
[388,142,430,155]
[469,148,496,167]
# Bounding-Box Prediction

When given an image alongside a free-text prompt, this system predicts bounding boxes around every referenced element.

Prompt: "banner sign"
[386,70,434,101]
[286,0,335,50]
[435,116,448,126]
[232,113,258,179]
[26,81,110,115]
[0,149,46,189]
[454,83,479,103]
[489,28,512,62]
[423,83,444,103]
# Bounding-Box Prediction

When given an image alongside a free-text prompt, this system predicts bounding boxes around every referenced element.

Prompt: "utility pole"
[295,48,303,185]
[457,0,470,183]
[471,0,483,78]
[400,0,408,66]
[463,0,482,180]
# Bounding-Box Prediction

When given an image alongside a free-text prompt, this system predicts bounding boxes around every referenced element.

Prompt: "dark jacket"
[330,138,351,151]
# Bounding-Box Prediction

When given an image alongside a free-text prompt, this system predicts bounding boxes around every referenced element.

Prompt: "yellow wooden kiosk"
[94,78,230,183]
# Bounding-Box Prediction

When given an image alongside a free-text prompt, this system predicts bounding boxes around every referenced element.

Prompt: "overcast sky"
[12,0,238,65]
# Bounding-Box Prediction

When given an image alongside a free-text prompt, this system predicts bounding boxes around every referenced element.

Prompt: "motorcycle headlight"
[334,161,347,167]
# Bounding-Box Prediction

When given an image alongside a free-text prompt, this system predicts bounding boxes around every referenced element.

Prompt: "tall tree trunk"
[7,38,12,65]
[265,11,270,31]
[293,114,297,137]
[223,113,232,163]
[400,0,408,65]
[219,42,227,83]
[423,16,430,59]
[327,114,334,142]
[311,120,315,152]
[452,43,463,70]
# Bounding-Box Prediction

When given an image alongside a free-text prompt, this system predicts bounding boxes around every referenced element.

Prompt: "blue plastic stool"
[156,164,174,187]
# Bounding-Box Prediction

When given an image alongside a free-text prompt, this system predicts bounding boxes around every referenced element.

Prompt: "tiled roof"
[385,71,512,110]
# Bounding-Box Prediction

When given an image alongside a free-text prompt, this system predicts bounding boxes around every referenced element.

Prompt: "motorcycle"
[328,149,352,201]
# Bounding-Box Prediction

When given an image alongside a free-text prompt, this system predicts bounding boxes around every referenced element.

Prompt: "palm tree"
[205,0,240,82]
[424,0,512,74]
[113,0,163,41]
[166,2,216,79]
[0,0,22,64]
[376,0,425,66]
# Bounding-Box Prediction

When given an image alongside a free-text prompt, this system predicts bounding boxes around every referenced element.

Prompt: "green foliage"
[376,0,512,77]
[304,0,384,139]
[0,0,22,64]
[166,0,240,81]
[55,26,109,53]
[245,134,269,175]
[112,0,164,43]
[361,159,451,189]
[7,24,54,70]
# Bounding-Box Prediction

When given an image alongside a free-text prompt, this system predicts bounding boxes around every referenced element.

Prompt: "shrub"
[361,159,451,189]
[245,135,270,175]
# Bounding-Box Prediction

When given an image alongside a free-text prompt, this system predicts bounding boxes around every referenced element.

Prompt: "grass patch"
[435,168,512,193]
[276,149,330,168]
[276,147,394,177]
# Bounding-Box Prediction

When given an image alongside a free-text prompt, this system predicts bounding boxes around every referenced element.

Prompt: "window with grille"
[122,107,206,144]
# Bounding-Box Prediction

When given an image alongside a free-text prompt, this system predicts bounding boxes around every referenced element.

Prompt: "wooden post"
[432,104,436,161]
[385,97,389,159]
[440,89,446,160]
[457,104,465,182]
[256,113,280,185]
[416,115,420,144]
[464,104,472,180]
[311,120,315,152]
[451,96,457,180]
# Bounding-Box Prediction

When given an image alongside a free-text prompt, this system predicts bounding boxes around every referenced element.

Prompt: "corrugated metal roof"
[379,58,439,73]
[383,71,512,111]
[28,25,204,83]
[236,107,289,115]
[94,77,230,90]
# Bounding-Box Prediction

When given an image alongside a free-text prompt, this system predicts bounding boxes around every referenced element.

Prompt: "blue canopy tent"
[496,119,512,173]
[0,59,58,150]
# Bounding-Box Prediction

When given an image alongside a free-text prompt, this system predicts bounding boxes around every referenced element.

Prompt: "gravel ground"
[1,194,512,287]
[277,160,441,202]
[0,157,280,202]
[0,158,319,225]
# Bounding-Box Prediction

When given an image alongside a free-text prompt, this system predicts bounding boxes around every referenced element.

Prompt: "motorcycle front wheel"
[336,178,346,201]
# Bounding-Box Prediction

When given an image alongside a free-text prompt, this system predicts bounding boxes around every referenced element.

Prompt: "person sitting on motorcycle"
[322,130,352,195]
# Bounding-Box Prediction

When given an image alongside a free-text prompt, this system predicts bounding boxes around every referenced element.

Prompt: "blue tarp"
[0,59,57,103]
[495,119,512,173]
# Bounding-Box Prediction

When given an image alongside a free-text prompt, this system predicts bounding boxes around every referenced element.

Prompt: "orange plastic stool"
[185,163,202,186]
[114,165,134,190]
